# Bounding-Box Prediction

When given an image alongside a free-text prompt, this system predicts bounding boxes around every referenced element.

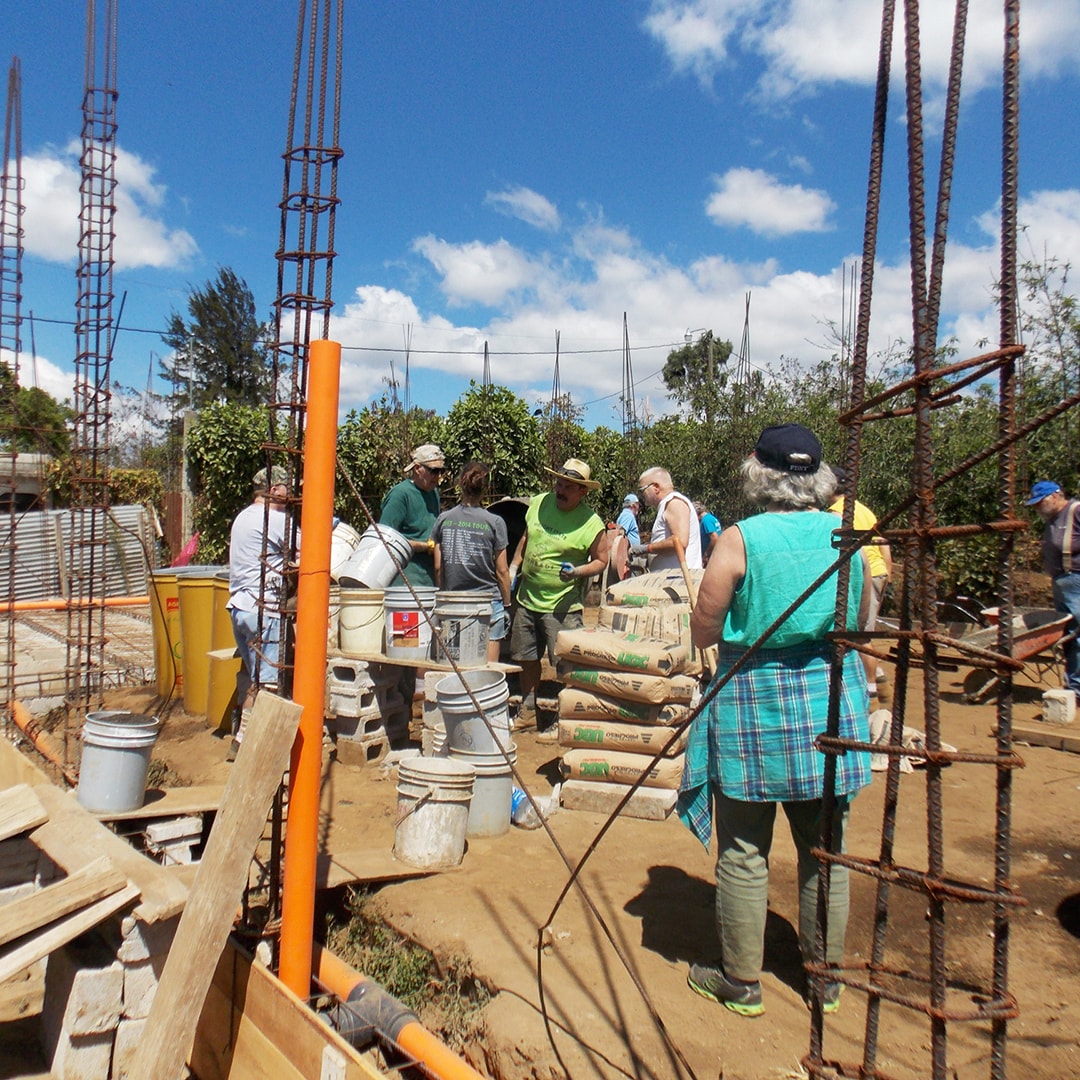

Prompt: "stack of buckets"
[77,711,162,813]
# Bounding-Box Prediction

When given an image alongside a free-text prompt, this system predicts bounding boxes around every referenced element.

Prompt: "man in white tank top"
[634,467,703,571]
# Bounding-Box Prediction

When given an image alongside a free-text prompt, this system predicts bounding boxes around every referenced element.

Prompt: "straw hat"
[544,458,600,490]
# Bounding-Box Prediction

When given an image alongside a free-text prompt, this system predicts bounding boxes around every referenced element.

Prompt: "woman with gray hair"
[679,423,871,1017]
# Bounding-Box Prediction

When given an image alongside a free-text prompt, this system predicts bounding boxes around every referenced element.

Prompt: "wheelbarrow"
[956,608,1073,703]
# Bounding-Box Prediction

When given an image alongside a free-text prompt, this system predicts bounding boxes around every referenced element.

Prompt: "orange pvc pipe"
[1,595,149,613]
[10,699,78,786]
[313,944,486,1080]
[279,340,341,998]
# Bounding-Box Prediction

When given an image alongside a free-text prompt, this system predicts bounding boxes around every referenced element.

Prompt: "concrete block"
[112,1017,146,1080]
[0,880,38,907]
[49,1032,114,1080]
[559,779,677,821]
[43,936,123,1040]
[336,732,391,767]
[112,913,180,964]
[424,669,446,701]
[122,957,164,1020]
[334,711,387,742]
[1043,688,1076,724]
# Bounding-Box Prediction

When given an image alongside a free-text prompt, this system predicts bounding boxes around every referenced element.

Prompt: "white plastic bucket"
[384,586,437,660]
[433,592,492,665]
[329,522,363,580]
[77,711,162,813]
[436,670,511,753]
[339,588,385,653]
[394,757,476,868]
[448,744,516,838]
[338,525,413,589]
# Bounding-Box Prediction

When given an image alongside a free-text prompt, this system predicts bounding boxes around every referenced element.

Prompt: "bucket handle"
[395,786,434,829]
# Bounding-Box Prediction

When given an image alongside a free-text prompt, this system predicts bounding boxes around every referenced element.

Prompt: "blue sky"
[3,0,1079,434]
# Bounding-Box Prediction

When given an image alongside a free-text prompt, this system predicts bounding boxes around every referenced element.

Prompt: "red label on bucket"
[392,611,420,642]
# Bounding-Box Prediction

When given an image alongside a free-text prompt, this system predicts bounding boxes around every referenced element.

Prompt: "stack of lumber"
[554,623,699,820]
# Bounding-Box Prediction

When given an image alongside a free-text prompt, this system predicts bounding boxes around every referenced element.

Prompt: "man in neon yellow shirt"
[509,459,609,727]
[830,468,892,695]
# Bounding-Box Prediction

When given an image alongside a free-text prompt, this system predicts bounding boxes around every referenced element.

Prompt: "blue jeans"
[229,607,282,709]
[1053,572,1080,698]
[489,597,510,641]
[712,790,851,982]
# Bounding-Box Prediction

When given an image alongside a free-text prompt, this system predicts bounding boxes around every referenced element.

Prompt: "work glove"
[559,563,577,582]
[628,542,649,557]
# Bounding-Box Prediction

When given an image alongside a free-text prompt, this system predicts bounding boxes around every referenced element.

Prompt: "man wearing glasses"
[380,443,445,587]
[633,467,703,572]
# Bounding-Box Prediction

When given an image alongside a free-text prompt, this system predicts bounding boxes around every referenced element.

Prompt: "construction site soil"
[8,614,1080,1079]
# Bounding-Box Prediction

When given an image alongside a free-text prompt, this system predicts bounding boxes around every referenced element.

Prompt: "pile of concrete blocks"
[142,816,202,866]
[42,911,178,1080]
[325,657,406,766]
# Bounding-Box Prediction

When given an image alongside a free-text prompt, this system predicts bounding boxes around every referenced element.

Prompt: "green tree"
[441,383,544,498]
[159,267,272,412]
[185,401,272,561]
[335,398,445,527]
[0,362,71,455]
[661,331,734,422]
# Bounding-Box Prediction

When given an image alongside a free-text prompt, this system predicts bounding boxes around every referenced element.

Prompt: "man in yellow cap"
[508,459,609,729]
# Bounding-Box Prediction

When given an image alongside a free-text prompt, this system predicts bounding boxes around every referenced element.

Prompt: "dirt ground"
[96,635,1078,1080]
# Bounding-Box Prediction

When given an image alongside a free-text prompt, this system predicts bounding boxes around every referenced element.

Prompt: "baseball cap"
[253,466,288,489]
[753,424,822,474]
[622,493,639,506]
[1025,480,1061,505]
[404,444,445,473]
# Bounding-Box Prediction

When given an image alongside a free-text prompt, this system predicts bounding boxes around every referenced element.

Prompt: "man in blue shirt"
[616,493,640,545]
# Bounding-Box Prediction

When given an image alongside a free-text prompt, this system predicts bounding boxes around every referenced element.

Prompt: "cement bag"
[599,603,703,678]
[558,687,689,727]
[554,626,688,676]
[557,718,687,756]
[557,662,698,705]
[560,747,685,789]
[605,569,704,608]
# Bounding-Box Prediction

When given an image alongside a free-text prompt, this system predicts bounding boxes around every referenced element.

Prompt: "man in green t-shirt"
[379,443,445,587]
[508,458,609,725]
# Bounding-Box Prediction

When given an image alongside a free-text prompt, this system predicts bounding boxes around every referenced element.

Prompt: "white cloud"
[19,142,197,269]
[644,0,1080,100]
[0,348,75,404]
[411,236,542,307]
[484,186,561,231]
[706,167,835,235]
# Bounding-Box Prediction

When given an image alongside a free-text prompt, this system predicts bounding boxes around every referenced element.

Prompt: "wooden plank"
[0,961,44,1022]
[315,847,435,890]
[131,692,302,1080]
[329,647,521,673]
[1013,722,1080,754]
[0,883,139,983]
[31,783,191,925]
[0,855,128,948]
[0,784,48,842]
[191,943,388,1080]
[0,736,52,790]
[90,783,223,822]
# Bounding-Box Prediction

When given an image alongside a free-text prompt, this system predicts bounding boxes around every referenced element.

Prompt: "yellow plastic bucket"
[206,647,242,733]
[150,570,181,698]
[177,565,223,716]
[212,571,236,650]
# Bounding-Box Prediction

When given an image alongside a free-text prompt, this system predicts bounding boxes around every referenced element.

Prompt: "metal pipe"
[10,698,77,786]
[0,595,149,613]
[279,339,340,996]
[313,943,486,1080]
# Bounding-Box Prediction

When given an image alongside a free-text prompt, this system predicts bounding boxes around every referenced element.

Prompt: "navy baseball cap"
[1025,480,1061,505]
[753,424,822,474]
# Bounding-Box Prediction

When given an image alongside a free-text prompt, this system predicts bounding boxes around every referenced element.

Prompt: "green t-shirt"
[380,479,440,586]
[518,492,605,613]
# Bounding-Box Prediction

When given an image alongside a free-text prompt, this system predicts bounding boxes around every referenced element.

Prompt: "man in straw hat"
[379,443,446,587]
[508,458,609,729]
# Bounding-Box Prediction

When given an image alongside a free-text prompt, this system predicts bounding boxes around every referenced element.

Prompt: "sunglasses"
[423,464,446,475]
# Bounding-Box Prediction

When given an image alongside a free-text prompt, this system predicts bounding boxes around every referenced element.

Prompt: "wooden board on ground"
[0,855,127,948]
[0,883,140,984]
[90,783,223,822]
[315,848,436,890]
[192,942,387,1080]
[131,692,302,1080]
[30,783,190,924]
[0,784,47,842]
[0,962,44,1022]
[1013,721,1080,754]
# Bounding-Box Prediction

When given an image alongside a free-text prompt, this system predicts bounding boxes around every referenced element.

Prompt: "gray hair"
[741,456,837,510]
[638,466,672,489]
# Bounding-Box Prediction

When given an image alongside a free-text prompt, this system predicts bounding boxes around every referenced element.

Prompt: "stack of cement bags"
[553,622,700,820]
